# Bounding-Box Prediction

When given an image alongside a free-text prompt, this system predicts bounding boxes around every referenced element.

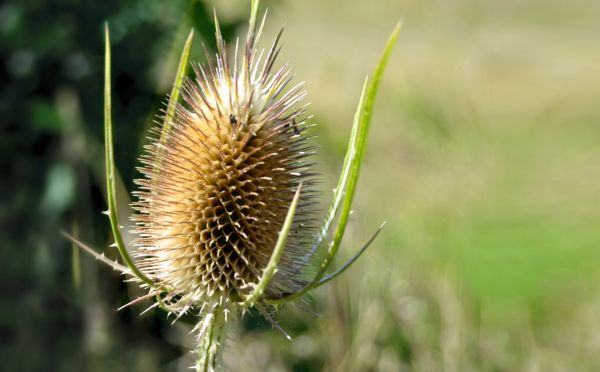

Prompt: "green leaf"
[241,183,303,308]
[308,22,401,287]
[266,22,401,304]
[159,28,194,145]
[315,220,386,287]
[304,78,368,262]
[103,23,156,289]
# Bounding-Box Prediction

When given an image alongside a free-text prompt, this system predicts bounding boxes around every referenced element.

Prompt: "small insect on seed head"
[229,114,238,126]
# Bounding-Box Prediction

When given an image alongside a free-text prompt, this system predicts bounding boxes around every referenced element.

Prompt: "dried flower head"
[64,1,399,370]
[131,13,317,314]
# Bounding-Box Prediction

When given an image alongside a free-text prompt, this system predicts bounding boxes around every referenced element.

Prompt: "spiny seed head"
[131,16,318,313]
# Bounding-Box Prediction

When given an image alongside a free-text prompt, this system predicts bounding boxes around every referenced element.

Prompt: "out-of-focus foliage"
[3,0,600,371]
[0,0,248,370]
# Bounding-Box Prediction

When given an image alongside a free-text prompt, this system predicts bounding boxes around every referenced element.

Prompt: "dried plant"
[65,0,399,370]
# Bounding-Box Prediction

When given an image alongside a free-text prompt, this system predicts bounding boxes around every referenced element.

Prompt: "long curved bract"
[266,22,401,304]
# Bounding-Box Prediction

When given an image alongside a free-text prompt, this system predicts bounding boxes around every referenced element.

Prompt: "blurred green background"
[2,0,600,370]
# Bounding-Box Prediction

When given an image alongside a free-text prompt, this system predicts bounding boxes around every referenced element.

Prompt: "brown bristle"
[130,22,317,312]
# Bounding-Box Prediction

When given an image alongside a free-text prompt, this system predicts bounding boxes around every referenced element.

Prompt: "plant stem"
[195,307,227,372]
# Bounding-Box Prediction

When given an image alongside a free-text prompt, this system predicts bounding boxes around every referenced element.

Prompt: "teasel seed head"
[59,2,396,370]
[131,13,318,315]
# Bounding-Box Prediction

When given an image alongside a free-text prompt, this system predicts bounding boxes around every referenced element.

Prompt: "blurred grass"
[221,0,600,370]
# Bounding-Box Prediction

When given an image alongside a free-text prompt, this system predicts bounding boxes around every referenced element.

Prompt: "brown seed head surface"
[131,22,317,313]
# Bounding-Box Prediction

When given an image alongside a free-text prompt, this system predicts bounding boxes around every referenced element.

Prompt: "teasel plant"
[64,0,399,370]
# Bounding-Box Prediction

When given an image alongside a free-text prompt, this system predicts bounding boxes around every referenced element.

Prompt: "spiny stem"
[62,231,130,274]
[196,308,227,372]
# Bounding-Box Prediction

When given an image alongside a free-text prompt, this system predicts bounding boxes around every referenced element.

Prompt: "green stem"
[196,308,227,372]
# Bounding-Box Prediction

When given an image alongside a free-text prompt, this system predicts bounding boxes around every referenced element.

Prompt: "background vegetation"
[2,0,599,370]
